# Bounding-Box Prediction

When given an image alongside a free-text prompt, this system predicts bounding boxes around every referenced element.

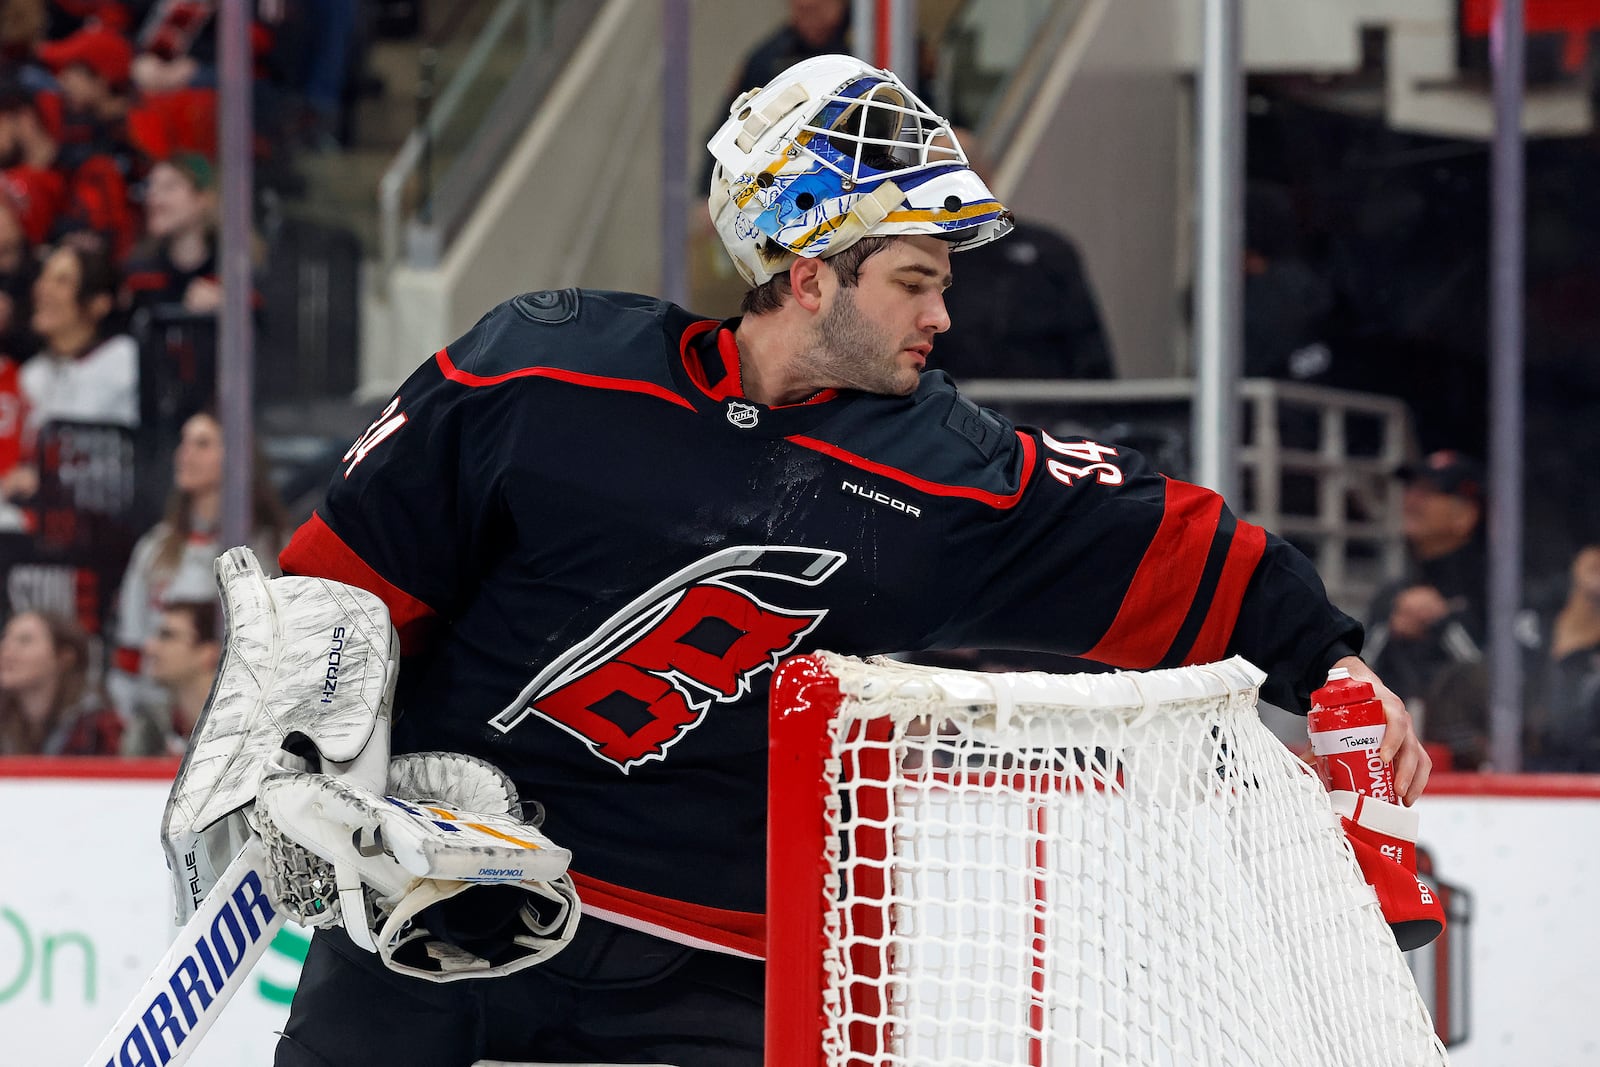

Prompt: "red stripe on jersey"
[1081,479,1224,668]
[279,512,439,656]
[113,646,141,675]
[569,870,765,959]
[433,348,697,411]
[787,432,1037,510]
[1187,518,1268,663]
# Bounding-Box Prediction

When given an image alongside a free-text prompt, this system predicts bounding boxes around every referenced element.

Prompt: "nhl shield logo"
[726,400,760,429]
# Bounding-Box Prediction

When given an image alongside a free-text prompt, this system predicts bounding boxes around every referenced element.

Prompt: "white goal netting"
[767,653,1448,1067]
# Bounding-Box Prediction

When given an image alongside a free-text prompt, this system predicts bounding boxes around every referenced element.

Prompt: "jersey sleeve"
[279,348,519,656]
[933,428,1361,712]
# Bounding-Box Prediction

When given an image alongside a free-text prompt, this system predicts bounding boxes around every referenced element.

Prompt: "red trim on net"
[433,347,697,411]
[278,513,439,657]
[0,756,180,779]
[1186,519,1268,663]
[113,645,142,675]
[1081,479,1224,669]
[787,432,1037,509]
[567,870,765,960]
[767,654,841,1066]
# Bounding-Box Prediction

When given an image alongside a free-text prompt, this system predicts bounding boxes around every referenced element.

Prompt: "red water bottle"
[1307,667,1396,804]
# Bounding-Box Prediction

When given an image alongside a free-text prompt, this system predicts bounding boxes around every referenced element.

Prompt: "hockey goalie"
[87,548,580,1067]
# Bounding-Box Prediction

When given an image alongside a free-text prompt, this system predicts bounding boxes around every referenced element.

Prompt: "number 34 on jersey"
[1041,433,1123,488]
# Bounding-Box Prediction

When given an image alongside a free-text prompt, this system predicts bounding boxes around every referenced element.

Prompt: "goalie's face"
[806,235,952,397]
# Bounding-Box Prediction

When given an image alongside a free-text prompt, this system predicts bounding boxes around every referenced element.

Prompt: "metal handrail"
[933,0,1098,196]
[378,0,524,278]
[376,0,594,280]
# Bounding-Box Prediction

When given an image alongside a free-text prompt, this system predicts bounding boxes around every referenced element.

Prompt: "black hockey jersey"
[281,289,1361,959]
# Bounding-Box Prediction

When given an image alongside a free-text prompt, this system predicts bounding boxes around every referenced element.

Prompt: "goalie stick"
[83,839,285,1067]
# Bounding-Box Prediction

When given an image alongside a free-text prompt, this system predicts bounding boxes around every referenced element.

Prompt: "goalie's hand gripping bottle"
[1307,667,1397,804]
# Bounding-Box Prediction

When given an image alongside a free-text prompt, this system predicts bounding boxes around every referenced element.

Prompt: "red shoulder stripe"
[1187,519,1268,663]
[279,512,439,656]
[569,870,765,959]
[434,348,696,411]
[787,432,1037,510]
[1081,479,1224,668]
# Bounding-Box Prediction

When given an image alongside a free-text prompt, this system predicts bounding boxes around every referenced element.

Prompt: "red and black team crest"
[489,546,847,771]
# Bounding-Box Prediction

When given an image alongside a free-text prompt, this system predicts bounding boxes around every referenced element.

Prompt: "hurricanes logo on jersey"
[489,546,846,772]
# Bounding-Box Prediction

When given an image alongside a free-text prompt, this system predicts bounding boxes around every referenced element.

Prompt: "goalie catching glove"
[257,750,580,981]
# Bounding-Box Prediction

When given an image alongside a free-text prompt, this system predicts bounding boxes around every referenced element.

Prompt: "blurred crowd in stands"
[0,0,1596,774]
[0,0,366,756]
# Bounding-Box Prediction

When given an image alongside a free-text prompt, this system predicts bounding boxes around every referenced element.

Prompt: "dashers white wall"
[3,764,1595,1065]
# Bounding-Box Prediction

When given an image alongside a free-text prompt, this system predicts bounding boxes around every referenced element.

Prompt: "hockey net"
[766,653,1448,1067]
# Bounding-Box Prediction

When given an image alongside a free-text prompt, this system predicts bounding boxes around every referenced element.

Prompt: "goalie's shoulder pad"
[440,289,705,387]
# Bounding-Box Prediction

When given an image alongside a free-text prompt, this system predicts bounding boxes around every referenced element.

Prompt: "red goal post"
[766,653,1448,1067]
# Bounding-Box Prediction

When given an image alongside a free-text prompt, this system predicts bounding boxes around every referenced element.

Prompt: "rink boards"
[0,763,1597,1066]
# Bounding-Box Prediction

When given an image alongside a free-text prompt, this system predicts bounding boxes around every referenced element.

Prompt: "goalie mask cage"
[765,653,1449,1067]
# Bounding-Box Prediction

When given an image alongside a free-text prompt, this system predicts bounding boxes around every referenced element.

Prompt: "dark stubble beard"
[808,285,919,396]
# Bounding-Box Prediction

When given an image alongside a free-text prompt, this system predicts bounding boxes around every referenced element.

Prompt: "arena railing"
[956,376,1419,617]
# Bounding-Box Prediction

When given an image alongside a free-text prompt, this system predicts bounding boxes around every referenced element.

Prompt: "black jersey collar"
[673,319,850,438]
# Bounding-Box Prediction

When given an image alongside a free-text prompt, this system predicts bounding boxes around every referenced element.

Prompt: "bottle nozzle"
[1326,667,1351,682]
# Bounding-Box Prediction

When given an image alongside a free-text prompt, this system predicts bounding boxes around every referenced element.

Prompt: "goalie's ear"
[1341,815,1445,952]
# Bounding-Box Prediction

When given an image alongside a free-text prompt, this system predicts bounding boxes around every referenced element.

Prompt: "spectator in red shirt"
[0,73,134,259]
[0,80,67,246]
[35,20,135,171]
[0,348,24,485]
[0,608,122,756]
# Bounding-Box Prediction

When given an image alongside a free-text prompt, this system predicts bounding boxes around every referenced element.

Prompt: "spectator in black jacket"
[122,151,218,315]
[932,131,1113,381]
[1523,540,1600,772]
[1364,451,1488,725]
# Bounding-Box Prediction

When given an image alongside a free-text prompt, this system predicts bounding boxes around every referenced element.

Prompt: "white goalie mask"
[707,53,1013,286]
